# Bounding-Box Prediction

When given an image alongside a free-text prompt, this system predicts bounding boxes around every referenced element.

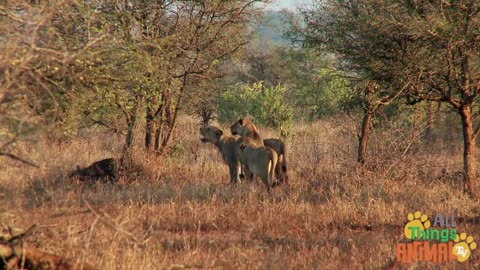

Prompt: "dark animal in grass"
[68,158,118,182]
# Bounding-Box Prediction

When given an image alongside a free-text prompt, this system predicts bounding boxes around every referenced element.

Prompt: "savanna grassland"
[4,0,480,269]
[1,116,479,270]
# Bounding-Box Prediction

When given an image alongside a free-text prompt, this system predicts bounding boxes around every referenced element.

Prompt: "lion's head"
[200,126,224,143]
[230,117,256,136]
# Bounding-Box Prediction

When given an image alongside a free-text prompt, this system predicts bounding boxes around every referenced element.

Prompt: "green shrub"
[217,81,293,130]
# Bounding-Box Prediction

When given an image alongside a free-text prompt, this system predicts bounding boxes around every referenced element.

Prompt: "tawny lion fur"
[239,141,278,191]
[200,126,242,184]
[230,117,264,147]
[230,118,289,185]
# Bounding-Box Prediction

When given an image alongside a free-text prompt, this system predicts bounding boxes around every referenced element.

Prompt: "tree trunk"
[153,76,187,156]
[153,104,178,156]
[459,105,477,197]
[358,110,373,165]
[154,124,161,151]
[145,104,154,151]
[122,111,137,157]
[425,101,435,142]
[154,97,168,153]
[160,104,179,151]
[153,95,167,152]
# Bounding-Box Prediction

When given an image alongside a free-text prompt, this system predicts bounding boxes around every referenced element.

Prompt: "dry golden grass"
[1,116,480,269]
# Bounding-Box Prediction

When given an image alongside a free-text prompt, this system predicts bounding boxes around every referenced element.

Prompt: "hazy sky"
[268,0,308,11]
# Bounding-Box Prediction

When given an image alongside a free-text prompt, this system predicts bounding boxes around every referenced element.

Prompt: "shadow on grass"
[18,168,281,209]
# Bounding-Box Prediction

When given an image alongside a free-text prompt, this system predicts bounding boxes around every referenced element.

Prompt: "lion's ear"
[238,119,243,126]
[215,129,223,137]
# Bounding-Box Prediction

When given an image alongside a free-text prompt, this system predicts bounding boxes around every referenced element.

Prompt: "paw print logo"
[453,233,477,262]
[404,211,431,240]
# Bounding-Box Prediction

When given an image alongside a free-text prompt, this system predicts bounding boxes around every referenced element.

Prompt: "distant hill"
[255,10,292,46]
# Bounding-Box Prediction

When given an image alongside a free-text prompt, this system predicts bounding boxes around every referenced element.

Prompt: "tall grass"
[1,116,478,269]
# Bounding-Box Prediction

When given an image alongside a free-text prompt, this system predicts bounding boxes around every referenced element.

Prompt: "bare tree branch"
[0,152,39,168]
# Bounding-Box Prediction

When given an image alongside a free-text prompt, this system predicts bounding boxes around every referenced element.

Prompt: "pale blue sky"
[268,0,307,11]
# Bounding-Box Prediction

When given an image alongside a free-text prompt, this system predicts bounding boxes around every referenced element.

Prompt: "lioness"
[230,117,288,185]
[230,117,264,147]
[200,126,242,184]
[264,138,288,185]
[239,142,278,191]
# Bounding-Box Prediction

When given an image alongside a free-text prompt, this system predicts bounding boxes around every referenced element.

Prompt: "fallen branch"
[0,151,39,168]
[1,225,97,270]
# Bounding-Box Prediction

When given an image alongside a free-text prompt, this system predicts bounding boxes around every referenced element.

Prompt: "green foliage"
[234,43,349,121]
[217,81,293,129]
[339,87,363,115]
[296,67,350,119]
[67,42,164,132]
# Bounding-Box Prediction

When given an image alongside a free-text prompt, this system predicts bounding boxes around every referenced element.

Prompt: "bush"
[217,82,293,130]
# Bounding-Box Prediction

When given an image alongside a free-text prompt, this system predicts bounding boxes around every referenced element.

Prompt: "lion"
[264,138,288,185]
[230,117,288,185]
[239,141,278,191]
[230,117,264,147]
[200,126,242,184]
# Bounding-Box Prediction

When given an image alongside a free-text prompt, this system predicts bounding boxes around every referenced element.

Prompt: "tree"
[67,1,261,156]
[232,41,350,121]
[400,1,480,196]
[75,43,158,156]
[183,74,223,126]
[0,0,105,166]
[294,1,406,165]
[94,0,264,154]
[296,0,480,196]
[146,0,263,155]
